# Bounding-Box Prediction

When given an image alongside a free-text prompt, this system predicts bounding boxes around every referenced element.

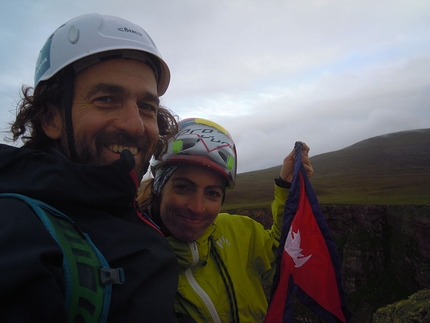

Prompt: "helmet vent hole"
[183,142,195,150]
[218,151,228,163]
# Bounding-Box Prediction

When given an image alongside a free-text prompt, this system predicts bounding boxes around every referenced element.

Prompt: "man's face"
[65,58,159,179]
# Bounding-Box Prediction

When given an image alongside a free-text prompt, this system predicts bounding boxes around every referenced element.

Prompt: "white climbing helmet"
[34,13,170,95]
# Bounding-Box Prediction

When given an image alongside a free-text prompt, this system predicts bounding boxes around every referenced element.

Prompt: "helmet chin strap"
[63,75,78,162]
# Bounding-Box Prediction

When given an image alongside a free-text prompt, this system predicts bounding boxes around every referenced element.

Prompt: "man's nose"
[115,103,145,136]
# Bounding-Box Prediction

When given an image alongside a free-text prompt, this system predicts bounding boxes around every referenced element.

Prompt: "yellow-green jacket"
[167,184,288,323]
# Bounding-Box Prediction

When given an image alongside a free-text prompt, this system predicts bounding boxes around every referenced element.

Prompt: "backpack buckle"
[100,268,125,285]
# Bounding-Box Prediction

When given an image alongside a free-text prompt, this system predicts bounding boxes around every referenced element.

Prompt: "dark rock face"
[231,204,430,323]
[321,204,389,295]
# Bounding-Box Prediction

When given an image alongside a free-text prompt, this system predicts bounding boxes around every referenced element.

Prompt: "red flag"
[265,142,352,323]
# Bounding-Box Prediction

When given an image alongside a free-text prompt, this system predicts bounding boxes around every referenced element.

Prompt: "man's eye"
[93,96,117,105]
[97,96,112,102]
[138,103,157,114]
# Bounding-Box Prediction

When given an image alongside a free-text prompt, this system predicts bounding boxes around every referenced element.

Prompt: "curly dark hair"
[10,80,178,156]
[154,105,179,160]
[11,81,64,150]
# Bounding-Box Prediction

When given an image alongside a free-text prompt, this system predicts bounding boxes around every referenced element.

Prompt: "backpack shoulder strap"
[0,193,124,323]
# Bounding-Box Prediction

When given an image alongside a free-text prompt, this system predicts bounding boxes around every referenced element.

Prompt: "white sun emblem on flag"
[285,228,312,268]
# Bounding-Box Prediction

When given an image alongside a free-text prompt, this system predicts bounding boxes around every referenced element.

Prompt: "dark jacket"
[0,144,179,322]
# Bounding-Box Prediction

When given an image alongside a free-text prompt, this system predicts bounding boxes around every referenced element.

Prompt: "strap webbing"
[209,237,240,323]
[42,208,105,323]
[0,193,121,323]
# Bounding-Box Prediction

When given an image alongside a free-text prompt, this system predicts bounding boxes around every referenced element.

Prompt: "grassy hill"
[222,128,430,211]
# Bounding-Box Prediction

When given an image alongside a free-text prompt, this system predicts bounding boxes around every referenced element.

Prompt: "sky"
[1,0,429,173]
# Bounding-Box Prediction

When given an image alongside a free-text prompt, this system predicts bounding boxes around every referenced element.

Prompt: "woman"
[138,118,313,323]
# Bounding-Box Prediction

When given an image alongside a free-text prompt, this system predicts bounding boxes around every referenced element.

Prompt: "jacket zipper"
[186,241,222,323]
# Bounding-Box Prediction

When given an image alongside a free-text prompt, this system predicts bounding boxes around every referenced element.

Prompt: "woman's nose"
[186,195,206,215]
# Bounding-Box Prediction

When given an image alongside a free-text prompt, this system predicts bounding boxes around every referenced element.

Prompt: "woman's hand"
[280,142,314,183]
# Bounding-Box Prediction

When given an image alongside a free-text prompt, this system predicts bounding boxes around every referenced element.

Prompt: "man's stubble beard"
[55,128,156,180]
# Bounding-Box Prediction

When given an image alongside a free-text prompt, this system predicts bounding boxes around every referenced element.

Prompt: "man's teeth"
[108,145,138,155]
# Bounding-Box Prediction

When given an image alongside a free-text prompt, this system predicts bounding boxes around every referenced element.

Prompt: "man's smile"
[106,144,139,155]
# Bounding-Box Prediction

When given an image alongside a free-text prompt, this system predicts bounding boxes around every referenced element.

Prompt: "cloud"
[1,0,429,173]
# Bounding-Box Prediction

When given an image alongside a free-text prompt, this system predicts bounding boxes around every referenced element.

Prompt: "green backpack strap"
[0,193,125,323]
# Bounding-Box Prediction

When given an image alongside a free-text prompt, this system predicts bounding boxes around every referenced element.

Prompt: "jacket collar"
[167,220,217,270]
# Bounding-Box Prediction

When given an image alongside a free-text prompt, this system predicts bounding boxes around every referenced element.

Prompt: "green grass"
[313,174,430,205]
[222,129,430,211]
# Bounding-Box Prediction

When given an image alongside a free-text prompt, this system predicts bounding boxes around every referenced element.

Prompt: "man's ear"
[41,104,63,140]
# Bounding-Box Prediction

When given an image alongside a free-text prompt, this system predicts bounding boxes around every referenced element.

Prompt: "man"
[0,14,179,322]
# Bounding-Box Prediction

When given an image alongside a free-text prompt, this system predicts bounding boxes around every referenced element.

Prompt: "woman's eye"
[207,190,222,199]
[174,184,189,193]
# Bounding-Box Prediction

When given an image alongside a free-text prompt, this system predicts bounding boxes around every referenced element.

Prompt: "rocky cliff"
[232,204,430,323]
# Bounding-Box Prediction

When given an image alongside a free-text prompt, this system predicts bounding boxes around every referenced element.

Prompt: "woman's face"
[159,164,225,242]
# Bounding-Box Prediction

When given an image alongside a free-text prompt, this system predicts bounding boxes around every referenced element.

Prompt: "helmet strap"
[62,75,78,162]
